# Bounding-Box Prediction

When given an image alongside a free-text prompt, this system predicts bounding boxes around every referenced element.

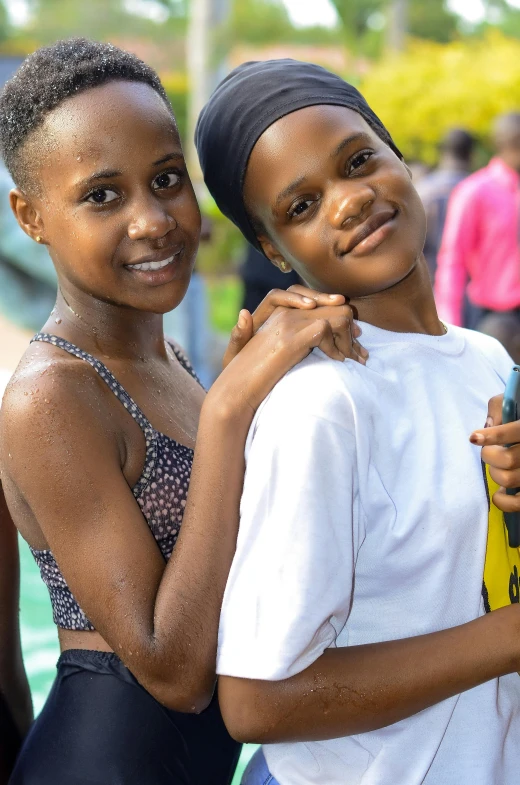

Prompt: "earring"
[35,236,42,243]
[280,261,287,272]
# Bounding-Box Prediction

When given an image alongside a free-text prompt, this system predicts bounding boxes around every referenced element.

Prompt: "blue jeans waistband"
[241,749,281,785]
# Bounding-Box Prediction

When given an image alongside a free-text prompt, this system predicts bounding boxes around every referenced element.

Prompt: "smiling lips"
[125,248,182,272]
[127,255,176,272]
[343,208,397,256]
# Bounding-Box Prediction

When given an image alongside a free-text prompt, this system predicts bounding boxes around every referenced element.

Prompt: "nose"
[127,194,177,241]
[329,184,375,230]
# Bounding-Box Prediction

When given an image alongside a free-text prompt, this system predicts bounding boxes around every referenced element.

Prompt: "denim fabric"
[241,749,281,785]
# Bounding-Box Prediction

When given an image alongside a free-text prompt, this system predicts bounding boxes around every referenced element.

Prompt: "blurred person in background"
[435,113,520,360]
[241,243,300,315]
[417,128,475,281]
[0,370,33,784]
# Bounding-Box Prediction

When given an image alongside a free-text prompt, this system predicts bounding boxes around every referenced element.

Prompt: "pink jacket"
[434,158,520,326]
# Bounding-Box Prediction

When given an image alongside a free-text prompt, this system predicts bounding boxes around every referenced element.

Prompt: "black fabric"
[9,650,241,785]
[0,689,22,784]
[195,58,402,252]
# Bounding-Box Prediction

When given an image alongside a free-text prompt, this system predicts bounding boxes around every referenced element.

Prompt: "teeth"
[128,255,175,271]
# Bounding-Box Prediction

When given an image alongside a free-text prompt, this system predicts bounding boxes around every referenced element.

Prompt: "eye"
[347,151,373,175]
[288,198,316,219]
[153,171,181,190]
[86,188,118,205]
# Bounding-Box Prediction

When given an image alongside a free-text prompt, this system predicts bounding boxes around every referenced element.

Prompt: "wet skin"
[244,105,445,336]
[22,80,201,314]
[2,80,362,705]
[8,81,204,654]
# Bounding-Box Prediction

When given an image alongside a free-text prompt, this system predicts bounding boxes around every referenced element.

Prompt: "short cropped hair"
[0,38,172,192]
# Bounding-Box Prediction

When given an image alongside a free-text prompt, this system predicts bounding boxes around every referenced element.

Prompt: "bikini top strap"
[31,333,153,434]
[166,340,202,387]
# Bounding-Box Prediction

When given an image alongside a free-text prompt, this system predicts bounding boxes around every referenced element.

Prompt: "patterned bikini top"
[29,333,199,631]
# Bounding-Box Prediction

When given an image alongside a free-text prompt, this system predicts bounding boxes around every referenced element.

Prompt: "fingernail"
[238,310,246,329]
[329,294,341,299]
[485,416,493,428]
[360,348,369,358]
[302,297,313,303]
[470,433,484,445]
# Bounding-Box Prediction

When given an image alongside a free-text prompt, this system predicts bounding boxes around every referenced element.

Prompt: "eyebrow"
[330,132,373,159]
[77,152,184,188]
[275,175,307,208]
[274,133,373,208]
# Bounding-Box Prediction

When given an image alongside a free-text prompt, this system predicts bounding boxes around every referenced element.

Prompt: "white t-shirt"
[217,323,520,785]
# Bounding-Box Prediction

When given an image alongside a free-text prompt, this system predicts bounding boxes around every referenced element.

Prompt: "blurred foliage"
[0,0,9,43]
[197,197,246,275]
[330,0,458,53]
[207,276,243,333]
[12,0,186,47]
[162,71,188,141]
[226,0,340,45]
[361,31,520,165]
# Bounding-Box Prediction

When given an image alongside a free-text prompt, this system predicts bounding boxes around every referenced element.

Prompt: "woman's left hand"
[470,394,520,512]
[223,284,367,369]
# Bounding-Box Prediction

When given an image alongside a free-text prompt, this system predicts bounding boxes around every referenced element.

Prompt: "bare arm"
[0,304,351,713]
[0,482,33,738]
[219,605,520,743]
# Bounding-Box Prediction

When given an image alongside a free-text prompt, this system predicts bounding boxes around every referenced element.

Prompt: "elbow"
[141,672,216,715]
[218,678,275,744]
[221,704,266,744]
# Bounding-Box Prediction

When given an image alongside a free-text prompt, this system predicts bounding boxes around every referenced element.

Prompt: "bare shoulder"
[1,341,116,452]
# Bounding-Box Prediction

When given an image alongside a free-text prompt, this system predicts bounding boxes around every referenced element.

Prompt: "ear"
[257,234,293,273]
[9,188,46,244]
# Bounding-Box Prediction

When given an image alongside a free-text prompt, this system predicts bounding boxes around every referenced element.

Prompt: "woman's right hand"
[222,285,367,370]
[209,295,363,418]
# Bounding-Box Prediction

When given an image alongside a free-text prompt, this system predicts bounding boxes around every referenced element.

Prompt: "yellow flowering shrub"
[361,32,520,164]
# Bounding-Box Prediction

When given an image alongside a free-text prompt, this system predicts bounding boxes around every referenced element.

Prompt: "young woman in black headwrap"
[196,60,520,785]
[0,42,367,785]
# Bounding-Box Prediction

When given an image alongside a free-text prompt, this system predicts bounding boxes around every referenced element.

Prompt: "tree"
[20,0,186,45]
[361,32,520,163]
[330,0,459,54]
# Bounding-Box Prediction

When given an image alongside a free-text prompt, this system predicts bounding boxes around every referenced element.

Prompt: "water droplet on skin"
[77,155,82,162]
[55,317,62,324]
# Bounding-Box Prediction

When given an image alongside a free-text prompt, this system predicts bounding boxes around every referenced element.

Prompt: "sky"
[5,0,520,30]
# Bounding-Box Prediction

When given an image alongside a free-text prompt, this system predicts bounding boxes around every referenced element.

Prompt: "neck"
[350,256,444,335]
[44,283,167,361]
[439,154,469,172]
[498,153,520,175]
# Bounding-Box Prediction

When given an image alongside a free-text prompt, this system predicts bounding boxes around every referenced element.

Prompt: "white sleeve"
[217,405,360,681]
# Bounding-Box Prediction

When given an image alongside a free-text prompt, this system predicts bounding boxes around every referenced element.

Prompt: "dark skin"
[493,113,520,174]
[218,104,520,743]
[0,483,32,783]
[0,81,364,714]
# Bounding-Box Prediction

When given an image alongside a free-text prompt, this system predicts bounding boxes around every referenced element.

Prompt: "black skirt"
[9,649,241,785]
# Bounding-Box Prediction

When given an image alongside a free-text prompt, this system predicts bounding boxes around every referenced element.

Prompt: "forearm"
[135,398,251,710]
[220,605,520,742]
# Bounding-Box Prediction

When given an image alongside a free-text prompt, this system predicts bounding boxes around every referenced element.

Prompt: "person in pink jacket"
[435,112,520,360]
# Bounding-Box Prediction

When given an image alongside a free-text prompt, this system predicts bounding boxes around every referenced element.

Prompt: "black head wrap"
[195,58,402,252]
